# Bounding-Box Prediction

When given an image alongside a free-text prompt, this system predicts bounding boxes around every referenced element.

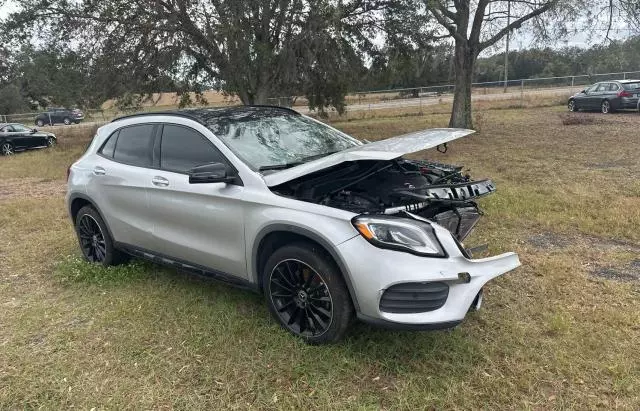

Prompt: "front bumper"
[337,223,520,328]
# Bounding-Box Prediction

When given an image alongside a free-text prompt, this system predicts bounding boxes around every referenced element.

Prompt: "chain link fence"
[3,70,639,124]
[267,70,640,111]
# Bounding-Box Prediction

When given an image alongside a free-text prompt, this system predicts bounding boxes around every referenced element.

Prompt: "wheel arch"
[68,193,117,243]
[252,225,361,311]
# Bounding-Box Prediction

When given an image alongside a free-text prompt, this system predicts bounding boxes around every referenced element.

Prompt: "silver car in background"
[66,106,520,343]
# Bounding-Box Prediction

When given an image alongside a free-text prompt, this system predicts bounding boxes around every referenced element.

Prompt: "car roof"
[111,105,300,127]
[602,79,640,83]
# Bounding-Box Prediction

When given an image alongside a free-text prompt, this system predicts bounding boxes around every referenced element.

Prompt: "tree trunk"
[237,86,270,105]
[449,41,475,129]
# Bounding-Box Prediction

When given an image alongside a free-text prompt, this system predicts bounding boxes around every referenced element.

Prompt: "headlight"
[352,215,445,257]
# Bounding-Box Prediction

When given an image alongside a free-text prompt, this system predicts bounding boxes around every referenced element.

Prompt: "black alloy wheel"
[269,259,334,338]
[263,243,353,343]
[74,205,129,266]
[77,214,107,263]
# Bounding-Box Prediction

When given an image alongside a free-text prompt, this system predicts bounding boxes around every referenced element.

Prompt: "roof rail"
[110,105,300,124]
[110,111,205,124]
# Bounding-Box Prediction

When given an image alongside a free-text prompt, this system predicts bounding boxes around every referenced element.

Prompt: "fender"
[252,224,361,312]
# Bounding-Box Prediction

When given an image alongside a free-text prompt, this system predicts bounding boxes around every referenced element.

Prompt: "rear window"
[100,131,118,158]
[622,82,640,90]
[113,124,155,167]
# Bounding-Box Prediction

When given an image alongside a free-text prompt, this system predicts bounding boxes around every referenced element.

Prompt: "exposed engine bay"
[271,158,496,242]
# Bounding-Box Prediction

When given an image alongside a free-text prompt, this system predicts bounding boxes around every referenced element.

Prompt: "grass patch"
[54,255,155,285]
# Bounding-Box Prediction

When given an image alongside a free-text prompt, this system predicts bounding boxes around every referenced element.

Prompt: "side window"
[4,125,15,132]
[609,83,620,91]
[99,131,119,158]
[595,83,607,92]
[113,124,155,167]
[160,124,228,173]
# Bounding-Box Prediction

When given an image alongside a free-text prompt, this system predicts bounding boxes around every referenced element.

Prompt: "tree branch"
[479,1,556,50]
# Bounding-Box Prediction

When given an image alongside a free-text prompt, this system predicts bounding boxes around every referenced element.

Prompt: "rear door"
[85,123,158,248]
[585,83,606,109]
[145,123,247,279]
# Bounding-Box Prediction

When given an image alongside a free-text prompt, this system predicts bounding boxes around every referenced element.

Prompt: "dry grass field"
[1,103,639,409]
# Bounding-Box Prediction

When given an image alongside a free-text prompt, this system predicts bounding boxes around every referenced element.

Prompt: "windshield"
[208,113,360,171]
[12,124,31,132]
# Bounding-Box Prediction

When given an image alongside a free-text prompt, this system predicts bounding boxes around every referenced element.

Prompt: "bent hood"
[263,128,475,187]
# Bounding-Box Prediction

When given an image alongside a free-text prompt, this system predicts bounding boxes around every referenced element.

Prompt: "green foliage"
[0,83,29,115]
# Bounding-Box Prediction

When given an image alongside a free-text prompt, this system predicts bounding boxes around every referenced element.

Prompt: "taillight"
[618,90,632,97]
[66,165,71,182]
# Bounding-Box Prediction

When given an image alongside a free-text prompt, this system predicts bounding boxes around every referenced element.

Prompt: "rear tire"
[75,205,129,266]
[263,242,353,344]
[63,117,71,125]
[1,142,14,156]
[35,119,45,127]
[601,100,611,114]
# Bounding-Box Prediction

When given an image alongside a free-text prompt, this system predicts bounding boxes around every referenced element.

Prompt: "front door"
[145,123,247,279]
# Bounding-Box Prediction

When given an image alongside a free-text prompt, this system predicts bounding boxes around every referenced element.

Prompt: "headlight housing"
[352,215,445,257]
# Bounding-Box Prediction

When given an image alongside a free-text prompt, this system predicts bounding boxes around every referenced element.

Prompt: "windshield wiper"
[300,151,340,163]
[258,162,303,171]
[258,151,341,171]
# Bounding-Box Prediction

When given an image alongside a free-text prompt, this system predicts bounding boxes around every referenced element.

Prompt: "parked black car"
[0,123,57,155]
[568,80,640,114]
[34,108,84,126]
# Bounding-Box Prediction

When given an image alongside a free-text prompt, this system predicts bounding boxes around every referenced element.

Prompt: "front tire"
[1,142,14,156]
[75,205,129,266]
[47,137,56,147]
[263,243,353,344]
[568,100,578,112]
[601,100,611,114]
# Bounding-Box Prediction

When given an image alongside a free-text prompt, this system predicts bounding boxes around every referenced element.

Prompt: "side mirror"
[188,162,236,184]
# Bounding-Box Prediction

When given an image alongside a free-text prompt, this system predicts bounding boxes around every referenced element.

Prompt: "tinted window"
[623,82,640,90]
[100,131,119,158]
[113,124,155,167]
[608,83,620,91]
[595,83,608,92]
[160,125,227,173]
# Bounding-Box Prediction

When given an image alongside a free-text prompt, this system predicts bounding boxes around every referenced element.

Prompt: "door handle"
[152,176,169,187]
[93,166,106,176]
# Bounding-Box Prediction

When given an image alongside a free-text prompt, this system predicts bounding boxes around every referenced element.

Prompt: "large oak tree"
[3,0,385,112]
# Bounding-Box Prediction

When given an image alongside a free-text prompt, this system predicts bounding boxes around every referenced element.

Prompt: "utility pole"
[503,0,511,93]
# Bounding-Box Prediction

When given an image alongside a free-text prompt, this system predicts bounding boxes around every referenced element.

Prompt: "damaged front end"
[271,157,495,243]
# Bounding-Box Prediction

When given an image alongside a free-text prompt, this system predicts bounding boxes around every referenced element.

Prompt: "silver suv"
[66,106,520,343]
